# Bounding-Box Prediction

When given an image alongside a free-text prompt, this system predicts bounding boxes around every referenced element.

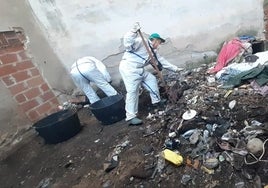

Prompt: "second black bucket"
[33,109,82,144]
[90,94,126,125]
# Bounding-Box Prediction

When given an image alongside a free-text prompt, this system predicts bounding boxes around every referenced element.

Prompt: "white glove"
[176,67,184,73]
[131,22,141,33]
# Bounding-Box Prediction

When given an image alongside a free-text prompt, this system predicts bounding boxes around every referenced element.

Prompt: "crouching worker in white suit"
[70,56,118,104]
[119,23,183,126]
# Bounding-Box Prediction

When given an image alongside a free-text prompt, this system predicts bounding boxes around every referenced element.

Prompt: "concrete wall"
[0,82,29,135]
[27,0,264,72]
[1,0,265,90]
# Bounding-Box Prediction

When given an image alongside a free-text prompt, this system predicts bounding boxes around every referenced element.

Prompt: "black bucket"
[90,94,126,125]
[33,109,82,144]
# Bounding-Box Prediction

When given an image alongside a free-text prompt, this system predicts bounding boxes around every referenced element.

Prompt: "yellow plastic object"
[201,165,214,174]
[162,149,183,166]
[224,90,232,98]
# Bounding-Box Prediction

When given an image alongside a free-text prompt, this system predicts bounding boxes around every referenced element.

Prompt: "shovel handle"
[137,29,166,86]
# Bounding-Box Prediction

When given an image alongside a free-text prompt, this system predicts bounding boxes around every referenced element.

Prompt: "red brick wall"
[0,30,59,122]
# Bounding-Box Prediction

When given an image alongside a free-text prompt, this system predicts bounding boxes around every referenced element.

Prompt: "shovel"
[136,28,168,93]
[177,109,197,131]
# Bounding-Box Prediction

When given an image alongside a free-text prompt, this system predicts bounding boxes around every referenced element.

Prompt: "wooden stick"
[137,29,166,87]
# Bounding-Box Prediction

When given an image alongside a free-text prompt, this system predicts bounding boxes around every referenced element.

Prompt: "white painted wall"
[27,0,264,71]
[0,0,265,94]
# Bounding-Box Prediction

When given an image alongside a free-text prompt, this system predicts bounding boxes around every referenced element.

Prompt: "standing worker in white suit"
[70,56,118,104]
[119,23,183,125]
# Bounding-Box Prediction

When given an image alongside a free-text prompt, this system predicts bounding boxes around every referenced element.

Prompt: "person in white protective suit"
[119,23,184,125]
[70,56,118,104]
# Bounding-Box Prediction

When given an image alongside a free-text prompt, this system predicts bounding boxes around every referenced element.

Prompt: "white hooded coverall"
[70,56,117,104]
[119,31,178,121]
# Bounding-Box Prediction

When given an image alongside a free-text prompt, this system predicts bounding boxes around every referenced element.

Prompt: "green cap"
[149,33,165,43]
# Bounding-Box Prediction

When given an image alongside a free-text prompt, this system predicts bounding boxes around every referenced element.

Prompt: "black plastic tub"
[33,109,82,144]
[90,94,126,125]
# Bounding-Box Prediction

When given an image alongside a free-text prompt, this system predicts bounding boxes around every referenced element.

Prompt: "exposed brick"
[0,64,17,77]
[16,33,27,44]
[9,82,27,95]
[15,93,27,103]
[3,31,17,39]
[29,68,40,77]
[0,46,24,55]
[40,91,55,102]
[1,75,15,86]
[20,99,39,112]
[27,76,45,88]
[24,87,41,100]
[27,109,40,122]
[7,38,23,46]
[36,102,53,115]
[12,70,31,82]
[40,83,49,92]
[0,34,8,47]
[18,51,29,61]
[0,53,18,64]
[16,60,34,70]
[49,98,60,109]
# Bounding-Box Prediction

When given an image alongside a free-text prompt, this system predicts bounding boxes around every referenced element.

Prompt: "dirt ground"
[0,64,267,188]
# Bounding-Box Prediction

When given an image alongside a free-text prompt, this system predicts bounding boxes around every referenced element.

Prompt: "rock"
[218,155,225,162]
[104,155,119,173]
[189,130,201,145]
[228,100,236,109]
[181,174,192,185]
[203,158,219,169]
[246,138,263,155]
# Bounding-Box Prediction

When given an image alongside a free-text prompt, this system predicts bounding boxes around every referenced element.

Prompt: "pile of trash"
[137,61,268,187]
[102,40,268,187]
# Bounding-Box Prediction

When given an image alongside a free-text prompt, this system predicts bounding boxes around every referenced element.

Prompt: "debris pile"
[166,64,266,183]
[103,53,268,187]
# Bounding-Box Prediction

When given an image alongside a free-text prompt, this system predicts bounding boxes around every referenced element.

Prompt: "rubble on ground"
[2,39,268,188]
[101,59,268,187]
